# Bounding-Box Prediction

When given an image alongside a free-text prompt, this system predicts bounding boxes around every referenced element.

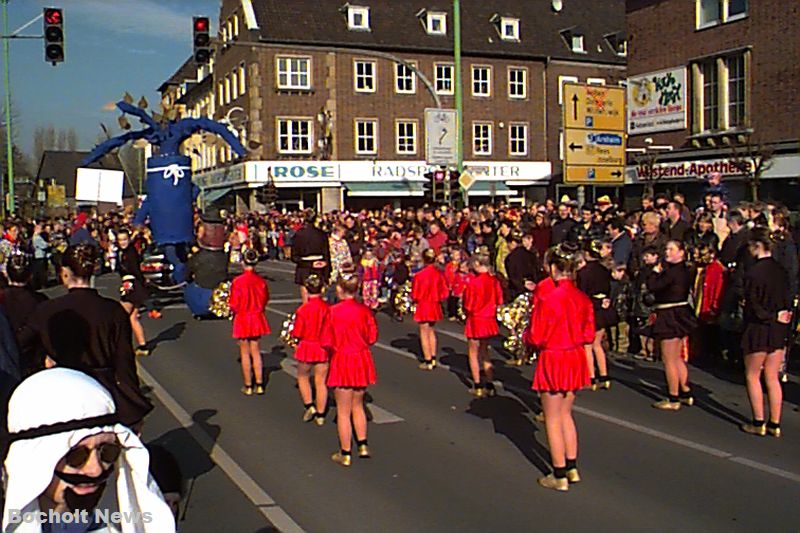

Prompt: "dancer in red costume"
[412,249,449,370]
[291,274,332,425]
[529,243,595,492]
[230,248,271,396]
[326,274,378,466]
[462,252,503,397]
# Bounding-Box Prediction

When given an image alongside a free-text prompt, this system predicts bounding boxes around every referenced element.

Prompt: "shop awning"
[346,181,425,197]
[466,182,516,197]
[202,187,231,204]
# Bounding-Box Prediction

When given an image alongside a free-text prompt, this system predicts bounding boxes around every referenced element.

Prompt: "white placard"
[627,67,687,134]
[75,168,124,204]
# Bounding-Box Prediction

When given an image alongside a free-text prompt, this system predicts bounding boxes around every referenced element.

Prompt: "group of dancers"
[226,227,791,490]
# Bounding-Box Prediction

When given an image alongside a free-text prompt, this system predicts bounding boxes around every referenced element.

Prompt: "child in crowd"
[230,248,271,395]
[444,248,469,321]
[610,264,633,354]
[632,247,659,361]
[291,274,332,425]
[326,274,379,467]
[359,247,382,310]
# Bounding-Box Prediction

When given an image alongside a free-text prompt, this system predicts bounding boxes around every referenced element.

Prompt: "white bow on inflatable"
[162,164,185,186]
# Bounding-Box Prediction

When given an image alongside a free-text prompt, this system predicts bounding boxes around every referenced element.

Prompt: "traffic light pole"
[454,0,466,208]
[2,0,14,216]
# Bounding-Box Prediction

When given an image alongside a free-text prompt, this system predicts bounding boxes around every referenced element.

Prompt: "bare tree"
[56,129,68,150]
[633,150,663,198]
[44,125,56,152]
[729,135,775,202]
[66,128,79,151]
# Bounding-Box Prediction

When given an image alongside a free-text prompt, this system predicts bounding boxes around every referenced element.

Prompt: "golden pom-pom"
[280,312,299,348]
[393,282,416,317]
[210,281,232,319]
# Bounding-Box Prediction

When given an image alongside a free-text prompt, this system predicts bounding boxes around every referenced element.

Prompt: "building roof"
[157,56,197,93]
[35,150,133,199]
[251,0,626,64]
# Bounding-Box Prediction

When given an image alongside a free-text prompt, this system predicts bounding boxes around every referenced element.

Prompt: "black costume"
[0,286,47,375]
[292,224,331,285]
[577,260,618,330]
[646,261,698,341]
[118,246,148,308]
[550,218,577,245]
[741,257,791,354]
[663,219,691,242]
[19,288,153,426]
[504,246,540,299]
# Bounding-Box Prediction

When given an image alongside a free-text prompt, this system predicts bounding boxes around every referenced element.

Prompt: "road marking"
[278,359,404,424]
[156,298,301,312]
[345,318,800,484]
[261,264,296,275]
[138,366,307,533]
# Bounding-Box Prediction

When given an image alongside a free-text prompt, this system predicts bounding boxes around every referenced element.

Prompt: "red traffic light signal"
[192,16,211,65]
[193,17,209,32]
[43,7,64,65]
[434,170,446,182]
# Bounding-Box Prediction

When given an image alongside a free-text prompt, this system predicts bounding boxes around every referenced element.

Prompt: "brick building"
[626,0,800,207]
[160,0,626,212]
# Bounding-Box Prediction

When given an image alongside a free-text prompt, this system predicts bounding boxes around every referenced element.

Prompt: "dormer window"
[426,12,447,35]
[500,17,519,41]
[346,5,370,31]
[604,32,627,57]
[561,28,586,54]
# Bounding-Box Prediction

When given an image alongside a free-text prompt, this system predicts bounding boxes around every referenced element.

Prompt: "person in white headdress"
[3,368,175,533]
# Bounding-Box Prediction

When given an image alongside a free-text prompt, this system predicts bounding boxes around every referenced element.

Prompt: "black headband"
[8,413,119,443]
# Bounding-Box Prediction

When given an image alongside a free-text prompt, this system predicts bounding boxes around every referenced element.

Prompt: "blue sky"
[3,0,220,162]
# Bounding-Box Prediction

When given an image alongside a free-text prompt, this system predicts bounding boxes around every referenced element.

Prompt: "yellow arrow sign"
[564,129,625,167]
[564,166,625,184]
[564,84,626,131]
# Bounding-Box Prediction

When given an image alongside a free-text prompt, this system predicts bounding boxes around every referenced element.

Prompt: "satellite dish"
[552,0,563,12]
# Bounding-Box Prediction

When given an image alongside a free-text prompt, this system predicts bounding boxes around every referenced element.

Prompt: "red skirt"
[326,349,377,388]
[232,312,271,339]
[414,301,443,323]
[532,347,590,393]
[294,340,329,364]
[465,316,498,339]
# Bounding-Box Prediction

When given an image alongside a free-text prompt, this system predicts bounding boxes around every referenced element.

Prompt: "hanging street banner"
[563,83,626,184]
[627,67,687,134]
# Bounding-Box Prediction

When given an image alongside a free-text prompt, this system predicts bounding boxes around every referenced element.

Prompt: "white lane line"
[156,298,300,312]
[138,366,307,533]
[277,358,404,424]
[354,320,800,484]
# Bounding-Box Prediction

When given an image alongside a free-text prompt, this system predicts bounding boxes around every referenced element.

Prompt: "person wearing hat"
[229,248,271,396]
[184,211,229,319]
[3,368,175,533]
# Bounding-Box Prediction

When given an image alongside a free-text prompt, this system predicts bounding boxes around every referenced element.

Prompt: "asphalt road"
[85,261,800,532]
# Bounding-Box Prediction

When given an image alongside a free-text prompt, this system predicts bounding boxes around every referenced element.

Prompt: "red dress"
[444,262,468,297]
[463,272,503,339]
[325,299,378,388]
[412,265,448,323]
[292,295,332,363]
[530,279,595,392]
[229,270,271,339]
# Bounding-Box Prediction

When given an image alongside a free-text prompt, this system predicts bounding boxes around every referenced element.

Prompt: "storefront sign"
[628,158,753,183]
[627,67,687,134]
[195,164,246,188]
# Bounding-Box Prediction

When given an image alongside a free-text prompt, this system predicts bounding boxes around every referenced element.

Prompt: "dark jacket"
[551,218,577,245]
[663,219,691,242]
[187,249,229,289]
[19,288,153,426]
[504,247,541,299]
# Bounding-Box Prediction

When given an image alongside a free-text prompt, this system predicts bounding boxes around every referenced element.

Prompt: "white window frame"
[354,59,377,93]
[217,81,224,106]
[276,56,312,90]
[472,65,492,97]
[226,21,233,43]
[587,78,606,86]
[231,71,239,100]
[472,122,493,156]
[395,62,417,94]
[558,75,578,104]
[347,6,371,31]
[435,62,455,95]
[725,0,748,21]
[395,119,418,155]
[354,119,378,155]
[693,51,749,133]
[239,63,247,95]
[509,123,528,157]
[696,0,748,29]
[426,12,447,35]
[224,76,231,104]
[276,118,313,155]
[508,66,528,99]
[232,14,239,37]
[571,34,586,53]
[500,17,520,41]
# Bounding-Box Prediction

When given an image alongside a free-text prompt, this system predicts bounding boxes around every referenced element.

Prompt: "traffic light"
[256,184,278,206]
[43,7,64,65]
[193,16,211,65]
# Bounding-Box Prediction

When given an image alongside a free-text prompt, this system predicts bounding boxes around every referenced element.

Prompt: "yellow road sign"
[565,166,625,184]
[564,129,625,167]
[458,170,476,191]
[564,84,626,131]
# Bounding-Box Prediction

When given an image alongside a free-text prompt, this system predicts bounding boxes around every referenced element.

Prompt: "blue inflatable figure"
[82,100,246,285]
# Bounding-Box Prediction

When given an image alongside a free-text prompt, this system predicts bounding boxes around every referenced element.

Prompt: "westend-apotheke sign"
[627,67,687,134]
[630,158,753,182]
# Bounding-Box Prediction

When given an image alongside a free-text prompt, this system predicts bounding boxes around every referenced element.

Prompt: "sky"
[2,0,220,164]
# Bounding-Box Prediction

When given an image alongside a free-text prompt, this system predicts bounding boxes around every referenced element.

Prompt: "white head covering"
[3,368,175,533]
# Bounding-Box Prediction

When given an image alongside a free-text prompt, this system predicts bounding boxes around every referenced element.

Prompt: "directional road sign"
[563,83,626,184]
[458,170,476,191]
[425,108,458,166]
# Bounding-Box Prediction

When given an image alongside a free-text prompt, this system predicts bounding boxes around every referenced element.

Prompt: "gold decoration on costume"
[393,282,416,316]
[497,293,534,358]
[280,312,298,348]
[209,281,232,319]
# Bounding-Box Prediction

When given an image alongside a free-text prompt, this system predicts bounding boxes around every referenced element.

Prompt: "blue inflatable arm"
[116,101,161,131]
[133,195,151,227]
[159,117,247,158]
[81,129,154,167]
